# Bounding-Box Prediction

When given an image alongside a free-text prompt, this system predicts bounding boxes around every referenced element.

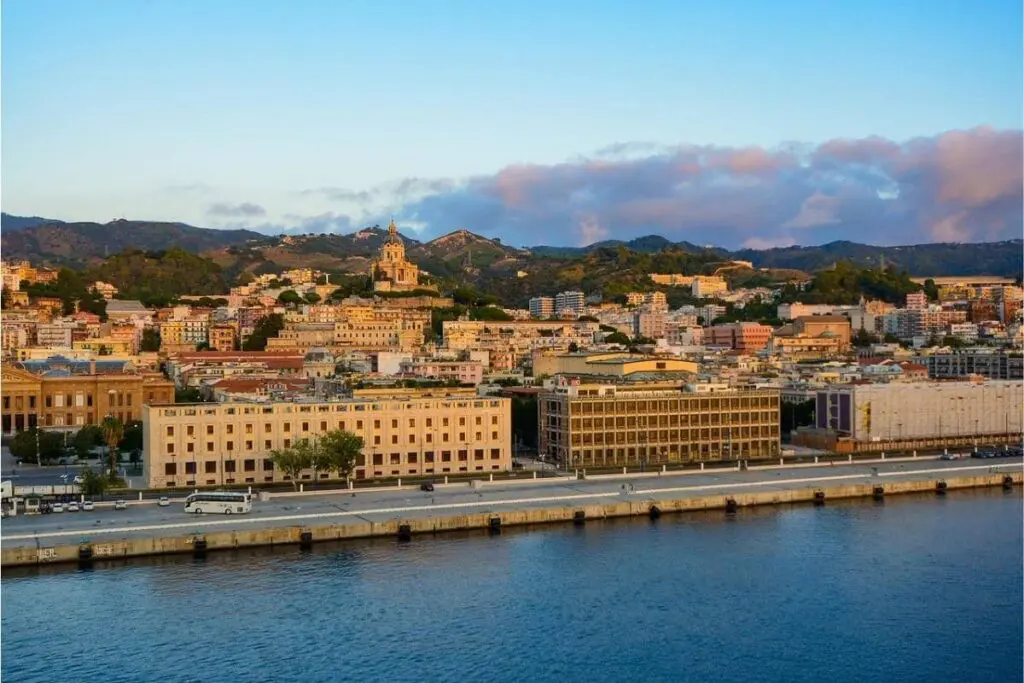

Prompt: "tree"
[120,420,143,453]
[303,291,322,304]
[278,290,302,305]
[604,331,631,345]
[140,328,161,352]
[78,470,109,498]
[9,428,64,464]
[923,278,940,302]
[852,328,878,347]
[242,313,285,351]
[1,286,11,309]
[175,387,204,403]
[269,446,311,490]
[319,430,364,482]
[100,416,125,477]
[72,425,104,460]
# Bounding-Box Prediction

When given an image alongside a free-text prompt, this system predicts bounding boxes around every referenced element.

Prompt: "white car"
[114,500,128,511]
[82,501,95,511]
[66,501,80,512]
[73,475,84,485]
[157,497,171,507]
[51,503,65,513]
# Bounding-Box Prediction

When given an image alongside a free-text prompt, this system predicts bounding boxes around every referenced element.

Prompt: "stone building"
[373,220,421,292]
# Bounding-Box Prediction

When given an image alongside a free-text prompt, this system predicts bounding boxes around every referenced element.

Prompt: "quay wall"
[3,472,1020,569]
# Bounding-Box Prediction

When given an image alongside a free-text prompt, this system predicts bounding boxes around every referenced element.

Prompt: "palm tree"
[100,415,124,478]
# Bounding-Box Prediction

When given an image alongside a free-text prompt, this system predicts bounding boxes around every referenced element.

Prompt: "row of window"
[563,413,777,429]
[165,430,502,454]
[4,391,138,412]
[161,400,503,418]
[165,414,500,437]
[559,440,779,462]
[553,426,780,446]
[561,396,778,414]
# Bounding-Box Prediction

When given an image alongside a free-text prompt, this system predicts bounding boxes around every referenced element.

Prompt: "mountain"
[1,213,64,232]
[531,234,682,257]
[729,239,1024,277]
[1,218,263,267]
[409,230,529,278]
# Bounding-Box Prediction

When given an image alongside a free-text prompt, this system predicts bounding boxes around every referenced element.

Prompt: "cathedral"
[373,220,424,292]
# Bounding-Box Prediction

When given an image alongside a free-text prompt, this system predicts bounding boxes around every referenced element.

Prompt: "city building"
[905,291,927,310]
[372,220,422,292]
[555,291,585,317]
[538,381,781,467]
[398,360,484,386]
[649,273,694,287]
[142,392,512,487]
[917,351,1024,380]
[209,324,238,352]
[2,359,175,434]
[691,275,728,299]
[532,351,698,380]
[706,322,773,352]
[801,380,1022,448]
[529,297,555,319]
[633,308,666,340]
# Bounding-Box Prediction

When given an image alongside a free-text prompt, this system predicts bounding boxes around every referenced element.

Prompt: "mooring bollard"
[700,462,705,471]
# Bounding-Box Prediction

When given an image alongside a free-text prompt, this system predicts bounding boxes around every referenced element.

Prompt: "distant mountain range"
[2,213,1021,279]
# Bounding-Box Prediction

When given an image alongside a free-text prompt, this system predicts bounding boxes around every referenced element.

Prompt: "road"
[3,457,1020,548]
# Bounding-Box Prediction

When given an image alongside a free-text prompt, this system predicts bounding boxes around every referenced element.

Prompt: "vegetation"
[269,429,364,489]
[140,328,161,352]
[242,313,285,351]
[72,425,104,459]
[510,395,538,450]
[778,261,920,305]
[709,297,784,327]
[303,291,321,304]
[278,289,302,305]
[603,331,631,345]
[781,400,816,435]
[175,387,205,403]
[78,470,111,497]
[89,247,229,306]
[100,416,125,477]
[9,428,64,464]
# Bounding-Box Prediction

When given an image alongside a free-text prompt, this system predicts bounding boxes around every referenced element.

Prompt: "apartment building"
[706,322,773,352]
[36,322,76,349]
[691,276,728,298]
[209,324,238,352]
[529,297,555,319]
[538,382,780,467]
[633,309,666,340]
[142,393,512,488]
[555,291,585,316]
[443,320,600,352]
[398,360,484,385]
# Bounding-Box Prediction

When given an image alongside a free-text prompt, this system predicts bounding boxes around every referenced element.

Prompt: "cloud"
[381,127,1022,248]
[207,202,267,218]
[164,182,213,194]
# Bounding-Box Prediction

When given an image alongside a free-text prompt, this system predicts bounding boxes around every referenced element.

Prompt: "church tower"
[373,219,421,292]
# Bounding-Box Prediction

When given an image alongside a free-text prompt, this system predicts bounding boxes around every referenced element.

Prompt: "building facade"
[142,394,511,488]
[918,352,1024,380]
[529,297,554,319]
[538,382,780,467]
[706,322,773,352]
[555,291,585,317]
[372,220,421,292]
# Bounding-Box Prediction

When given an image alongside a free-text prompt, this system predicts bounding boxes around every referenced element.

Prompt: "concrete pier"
[2,463,1020,569]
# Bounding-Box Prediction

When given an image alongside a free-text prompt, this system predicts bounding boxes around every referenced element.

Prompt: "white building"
[529,297,554,319]
[555,291,585,316]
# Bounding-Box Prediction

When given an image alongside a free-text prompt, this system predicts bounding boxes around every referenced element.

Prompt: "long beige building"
[538,382,780,468]
[142,393,511,488]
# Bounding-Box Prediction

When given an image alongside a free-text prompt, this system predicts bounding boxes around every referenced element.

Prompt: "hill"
[1,213,64,232]
[1,217,263,267]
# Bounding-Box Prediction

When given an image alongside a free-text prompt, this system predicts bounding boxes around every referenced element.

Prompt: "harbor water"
[2,489,1021,683]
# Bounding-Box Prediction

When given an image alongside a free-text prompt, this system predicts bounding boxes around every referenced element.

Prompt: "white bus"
[183,491,252,515]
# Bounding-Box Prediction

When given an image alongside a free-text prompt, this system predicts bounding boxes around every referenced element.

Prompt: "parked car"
[114,500,128,511]
[157,497,171,507]
[51,503,65,513]
[82,501,95,511]
[66,501,80,512]
[73,475,84,485]
[420,482,435,492]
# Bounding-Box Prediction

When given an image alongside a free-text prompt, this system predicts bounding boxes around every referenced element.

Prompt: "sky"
[2,0,1022,248]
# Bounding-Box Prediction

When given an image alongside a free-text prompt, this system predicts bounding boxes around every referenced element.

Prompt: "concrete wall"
[6,472,1018,569]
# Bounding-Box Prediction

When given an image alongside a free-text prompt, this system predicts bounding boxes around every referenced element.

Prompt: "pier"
[2,458,1021,568]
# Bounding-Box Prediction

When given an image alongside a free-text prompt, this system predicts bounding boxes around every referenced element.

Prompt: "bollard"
[700,462,705,471]
[138,492,143,501]
[623,467,627,475]
[872,485,885,501]
[397,478,401,488]
[725,497,738,513]
[912,450,917,458]
[935,480,948,496]
[814,456,819,464]
[299,530,313,549]
[248,486,252,495]
[78,543,94,563]
[489,473,494,482]
[573,510,586,526]
[662,464,667,473]
[813,490,826,506]
[532,471,537,479]
[881,452,886,460]
[779,458,784,466]
[300,483,304,493]
[848,454,853,463]
[444,476,449,484]
[649,505,662,520]
[397,524,412,541]
[348,480,354,490]
[1003,475,1014,490]
[488,516,502,534]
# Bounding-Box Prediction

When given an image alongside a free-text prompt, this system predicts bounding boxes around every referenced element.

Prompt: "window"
[264,440,272,449]
[408,452,418,463]
[206,442,214,452]
[426,434,433,443]
[392,419,398,428]
[167,443,175,454]
[302,422,309,432]
[374,420,381,429]
[442,451,452,462]
[264,424,272,433]
[165,463,176,475]
[426,418,432,427]
[283,422,291,433]
[490,448,501,460]
[425,451,435,462]
[187,425,194,436]
[443,433,449,442]
[357,420,363,429]
[225,460,236,473]
[390,453,401,465]
[263,459,274,471]
[283,439,291,448]
[320,421,327,431]
[474,449,484,461]
[475,432,481,441]
[458,450,468,461]
[185,462,197,474]
[87,394,93,407]
[443,418,449,427]
[459,417,465,426]
[492,416,498,425]
[338,421,346,431]
[374,435,381,445]
[459,432,465,441]
[245,440,253,450]
[373,454,383,465]
[166,426,174,437]
[244,459,256,472]
[475,417,481,426]
[391,435,398,444]
[408,419,415,428]
[205,462,217,473]
[492,432,498,440]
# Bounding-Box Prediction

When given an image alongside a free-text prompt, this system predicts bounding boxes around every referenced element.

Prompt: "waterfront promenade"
[2,456,1021,568]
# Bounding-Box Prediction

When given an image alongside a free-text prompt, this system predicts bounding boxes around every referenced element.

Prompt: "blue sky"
[2,0,1021,247]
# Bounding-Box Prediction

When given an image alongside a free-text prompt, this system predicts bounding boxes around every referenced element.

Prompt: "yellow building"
[72,337,134,356]
[142,393,511,488]
[373,220,421,292]
[209,324,238,352]
[532,351,698,378]
[538,382,780,468]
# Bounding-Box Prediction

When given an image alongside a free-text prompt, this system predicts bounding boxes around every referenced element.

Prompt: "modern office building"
[538,381,780,467]
[142,392,512,488]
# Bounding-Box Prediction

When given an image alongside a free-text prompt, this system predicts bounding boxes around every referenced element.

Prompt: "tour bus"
[183,491,253,515]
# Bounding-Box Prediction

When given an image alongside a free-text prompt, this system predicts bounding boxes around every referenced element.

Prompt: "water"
[2,490,1021,683]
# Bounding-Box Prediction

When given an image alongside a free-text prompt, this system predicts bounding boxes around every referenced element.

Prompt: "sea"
[2,488,1021,683]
